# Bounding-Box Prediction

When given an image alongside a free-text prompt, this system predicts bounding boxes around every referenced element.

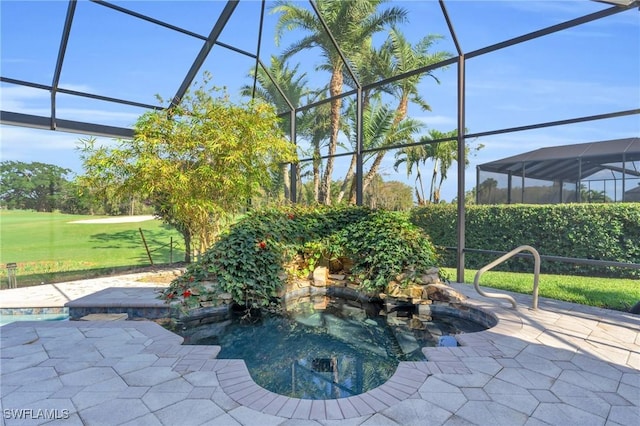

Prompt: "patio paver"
[1,273,638,425]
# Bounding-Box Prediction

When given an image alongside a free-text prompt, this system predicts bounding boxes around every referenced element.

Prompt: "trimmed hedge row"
[410,203,640,278]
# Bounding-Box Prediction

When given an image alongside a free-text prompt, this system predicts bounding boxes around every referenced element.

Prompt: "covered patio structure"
[476,137,640,204]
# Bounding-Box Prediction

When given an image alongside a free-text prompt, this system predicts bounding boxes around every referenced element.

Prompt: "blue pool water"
[179,296,487,399]
[0,313,69,326]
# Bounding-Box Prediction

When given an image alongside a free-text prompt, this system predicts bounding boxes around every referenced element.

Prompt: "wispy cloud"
[0,125,115,174]
[415,114,457,128]
[1,84,141,127]
[467,77,638,110]
[56,108,139,127]
[0,85,48,110]
[503,0,602,16]
[0,126,113,152]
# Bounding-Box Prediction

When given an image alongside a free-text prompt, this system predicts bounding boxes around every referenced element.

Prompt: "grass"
[0,210,185,287]
[1,210,637,312]
[442,267,639,312]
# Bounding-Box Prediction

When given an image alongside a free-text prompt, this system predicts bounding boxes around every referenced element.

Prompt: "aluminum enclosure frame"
[1,0,639,283]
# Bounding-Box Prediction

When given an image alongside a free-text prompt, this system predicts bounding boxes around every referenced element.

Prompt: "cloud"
[415,114,457,127]
[0,125,116,174]
[1,83,142,127]
[468,77,638,111]
[1,125,113,152]
[56,108,139,127]
[0,85,49,110]
[504,0,600,15]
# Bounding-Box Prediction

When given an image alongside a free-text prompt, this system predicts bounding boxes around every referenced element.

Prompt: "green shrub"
[411,203,640,278]
[162,205,438,308]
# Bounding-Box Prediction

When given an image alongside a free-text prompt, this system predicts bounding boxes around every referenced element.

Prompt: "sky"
[1,0,639,202]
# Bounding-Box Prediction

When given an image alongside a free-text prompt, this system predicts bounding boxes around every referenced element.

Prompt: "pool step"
[79,313,128,321]
[65,287,171,320]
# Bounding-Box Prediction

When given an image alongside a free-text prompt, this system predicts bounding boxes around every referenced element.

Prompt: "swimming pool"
[175,294,490,399]
[0,309,69,326]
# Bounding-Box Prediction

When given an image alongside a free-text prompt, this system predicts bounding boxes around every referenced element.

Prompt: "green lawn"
[0,210,185,286]
[1,210,637,312]
[442,267,639,312]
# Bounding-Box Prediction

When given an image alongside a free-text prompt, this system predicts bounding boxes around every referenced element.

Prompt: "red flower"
[183,290,192,298]
[258,241,267,249]
[288,213,295,220]
[166,293,175,299]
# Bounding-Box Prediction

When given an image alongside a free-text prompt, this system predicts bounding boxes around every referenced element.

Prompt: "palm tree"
[241,56,306,200]
[393,144,428,205]
[383,28,452,124]
[241,56,307,112]
[348,28,452,203]
[422,131,457,204]
[337,98,425,203]
[412,129,480,204]
[337,99,390,203]
[298,100,332,202]
[272,0,407,204]
[241,55,331,202]
[477,178,499,204]
[355,106,425,203]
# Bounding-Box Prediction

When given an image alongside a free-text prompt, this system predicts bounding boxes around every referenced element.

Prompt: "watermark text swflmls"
[3,408,70,420]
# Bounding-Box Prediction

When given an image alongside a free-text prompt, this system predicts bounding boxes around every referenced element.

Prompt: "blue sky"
[1,0,638,202]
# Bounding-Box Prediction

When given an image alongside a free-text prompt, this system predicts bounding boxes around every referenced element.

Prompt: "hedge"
[410,203,640,278]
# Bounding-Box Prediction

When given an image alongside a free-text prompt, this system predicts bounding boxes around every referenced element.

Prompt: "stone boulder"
[386,281,423,300]
[423,284,467,303]
[313,266,328,287]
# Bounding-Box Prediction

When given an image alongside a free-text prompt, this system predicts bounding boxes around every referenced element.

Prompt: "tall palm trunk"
[416,168,426,205]
[351,153,384,203]
[394,95,409,126]
[319,68,343,205]
[337,154,357,203]
[429,158,439,203]
[353,95,410,203]
[313,141,321,202]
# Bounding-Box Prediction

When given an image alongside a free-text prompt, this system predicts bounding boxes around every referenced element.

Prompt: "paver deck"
[1,272,638,425]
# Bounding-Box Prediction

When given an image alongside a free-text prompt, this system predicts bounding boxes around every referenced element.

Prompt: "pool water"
[0,313,69,326]
[181,297,487,400]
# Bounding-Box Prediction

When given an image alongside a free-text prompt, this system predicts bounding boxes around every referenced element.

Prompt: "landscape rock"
[409,318,425,330]
[217,293,233,304]
[313,266,328,287]
[423,284,467,303]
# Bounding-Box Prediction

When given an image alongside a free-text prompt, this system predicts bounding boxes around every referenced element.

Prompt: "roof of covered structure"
[477,137,640,182]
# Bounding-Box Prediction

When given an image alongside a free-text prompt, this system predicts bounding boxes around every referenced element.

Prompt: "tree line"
[0,160,152,215]
[0,158,416,212]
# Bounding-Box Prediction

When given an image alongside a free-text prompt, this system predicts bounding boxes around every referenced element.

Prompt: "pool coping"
[0,306,69,316]
[174,288,525,420]
[1,288,522,421]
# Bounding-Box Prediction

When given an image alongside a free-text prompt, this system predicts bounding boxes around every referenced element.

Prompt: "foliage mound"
[161,206,438,309]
